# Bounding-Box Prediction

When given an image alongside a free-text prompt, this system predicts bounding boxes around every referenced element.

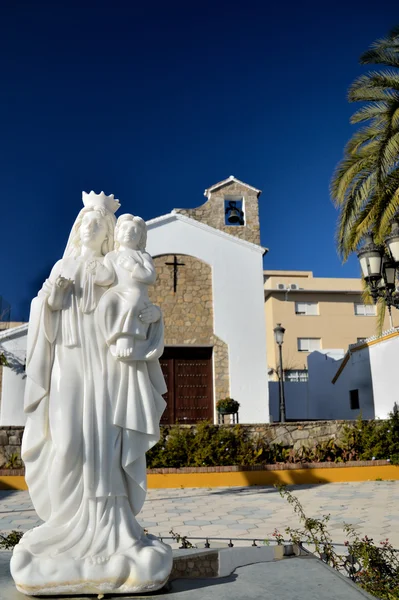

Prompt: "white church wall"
[0,332,27,426]
[369,335,399,419]
[147,215,269,424]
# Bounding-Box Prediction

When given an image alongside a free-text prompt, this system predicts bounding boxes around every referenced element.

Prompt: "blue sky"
[1,0,399,319]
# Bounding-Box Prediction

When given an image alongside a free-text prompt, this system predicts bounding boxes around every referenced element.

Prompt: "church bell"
[225,201,244,225]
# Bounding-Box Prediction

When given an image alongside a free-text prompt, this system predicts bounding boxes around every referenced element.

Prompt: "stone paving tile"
[1,482,399,548]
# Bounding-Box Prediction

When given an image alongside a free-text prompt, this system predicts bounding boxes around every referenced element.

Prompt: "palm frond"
[375,184,399,237]
[331,154,376,206]
[336,172,375,243]
[345,126,382,155]
[361,277,374,308]
[338,197,379,259]
[333,26,399,263]
[376,297,388,336]
[391,106,399,128]
[349,85,399,103]
[350,70,399,93]
[361,48,399,68]
[350,102,389,124]
[380,130,399,177]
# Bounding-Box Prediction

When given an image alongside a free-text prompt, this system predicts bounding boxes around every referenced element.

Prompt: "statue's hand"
[55,276,74,290]
[48,276,73,311]
[139,304,161,324]
[117,255,136,272]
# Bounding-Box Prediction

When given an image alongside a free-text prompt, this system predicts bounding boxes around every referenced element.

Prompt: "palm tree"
[331,26,399,260]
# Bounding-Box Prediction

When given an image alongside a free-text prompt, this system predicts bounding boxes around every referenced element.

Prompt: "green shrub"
[146,407,399,469]
[0,530,23,549]
[342,403,399,462]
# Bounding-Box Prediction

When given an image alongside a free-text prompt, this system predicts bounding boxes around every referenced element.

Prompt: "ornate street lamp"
[357,223,399,327]
[273,323,286,423]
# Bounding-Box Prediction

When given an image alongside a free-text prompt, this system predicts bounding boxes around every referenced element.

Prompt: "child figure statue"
[97,214,160,360]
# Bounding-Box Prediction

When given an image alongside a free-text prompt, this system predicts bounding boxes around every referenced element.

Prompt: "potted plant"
[216,397,240,415]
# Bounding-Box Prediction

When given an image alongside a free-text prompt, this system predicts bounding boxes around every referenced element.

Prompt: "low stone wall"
[0,421,354,467]
[241,421,350,450]
[160,421,352,451]
[170,550,219,580]
[0,427,23,468]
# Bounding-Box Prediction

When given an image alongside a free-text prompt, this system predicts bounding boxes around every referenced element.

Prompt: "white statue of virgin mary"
[10,192,173,596]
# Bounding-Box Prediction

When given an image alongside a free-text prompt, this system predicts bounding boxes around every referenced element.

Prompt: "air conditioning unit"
[277,283,286,290]
[290,284,298,290]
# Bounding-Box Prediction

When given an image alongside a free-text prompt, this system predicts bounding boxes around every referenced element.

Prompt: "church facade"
[146,176,269,424]
[0,176,270,426]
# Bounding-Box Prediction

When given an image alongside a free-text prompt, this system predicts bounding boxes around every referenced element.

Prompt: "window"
[284,370,309,383]
[224,198,245,226]
[297,338,321,352]
[350,389,360,410]
[295,302,318,316]
[354,303,376,316]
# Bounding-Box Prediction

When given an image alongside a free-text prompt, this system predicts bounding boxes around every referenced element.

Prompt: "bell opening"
[225,199,245,226]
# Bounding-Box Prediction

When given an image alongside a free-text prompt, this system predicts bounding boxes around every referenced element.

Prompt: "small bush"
[342,403,399,463]
[146,405,399,469]
[0,530,23,549]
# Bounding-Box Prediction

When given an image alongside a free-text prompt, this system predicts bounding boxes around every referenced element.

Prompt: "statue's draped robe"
[21,256,166,558]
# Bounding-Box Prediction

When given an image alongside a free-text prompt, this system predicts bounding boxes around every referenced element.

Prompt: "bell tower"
[173,175,261,246]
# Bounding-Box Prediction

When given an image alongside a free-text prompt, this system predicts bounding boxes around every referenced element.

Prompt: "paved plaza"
[1,480,398,549]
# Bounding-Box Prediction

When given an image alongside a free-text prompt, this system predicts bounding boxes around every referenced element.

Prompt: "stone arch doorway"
[148,254,229,424]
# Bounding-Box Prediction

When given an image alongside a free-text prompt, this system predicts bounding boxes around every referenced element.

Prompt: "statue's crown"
[82,191,120,214]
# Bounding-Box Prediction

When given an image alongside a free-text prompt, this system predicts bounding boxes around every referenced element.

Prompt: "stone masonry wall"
[149,255,213,345]
[174,181,261,246]
[0,427,23,468]
[148,254,230,402]
[0,422,353,467]
[242,421,349,451]
[162,422,349,451]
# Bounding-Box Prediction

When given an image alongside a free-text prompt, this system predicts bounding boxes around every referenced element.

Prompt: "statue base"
[10,535,173,596]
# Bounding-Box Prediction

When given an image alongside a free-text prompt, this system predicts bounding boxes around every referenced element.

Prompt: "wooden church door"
[159,347,213,424]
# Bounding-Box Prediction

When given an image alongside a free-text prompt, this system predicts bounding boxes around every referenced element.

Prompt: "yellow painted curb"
[147,466,399,488]
[1,466,398,491]
[0,476,27,490]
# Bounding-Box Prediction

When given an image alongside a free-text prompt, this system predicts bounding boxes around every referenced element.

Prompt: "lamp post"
[274,323,286,423]
[357,222,399,327]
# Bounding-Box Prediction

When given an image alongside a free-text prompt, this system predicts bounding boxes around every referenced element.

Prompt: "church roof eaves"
[146,212,268,255]
[204,175,261,198]
[0,323,29,341]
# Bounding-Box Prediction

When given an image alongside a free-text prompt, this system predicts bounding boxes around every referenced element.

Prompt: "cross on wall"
[165,255,185,292]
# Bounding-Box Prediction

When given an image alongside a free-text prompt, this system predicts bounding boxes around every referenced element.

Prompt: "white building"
[268,329,399,422]
[330,329,399,420]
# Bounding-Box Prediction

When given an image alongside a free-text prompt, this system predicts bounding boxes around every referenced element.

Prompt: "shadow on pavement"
[168,573,238,593]
[149,473,329,501]
[0,490,22,501]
